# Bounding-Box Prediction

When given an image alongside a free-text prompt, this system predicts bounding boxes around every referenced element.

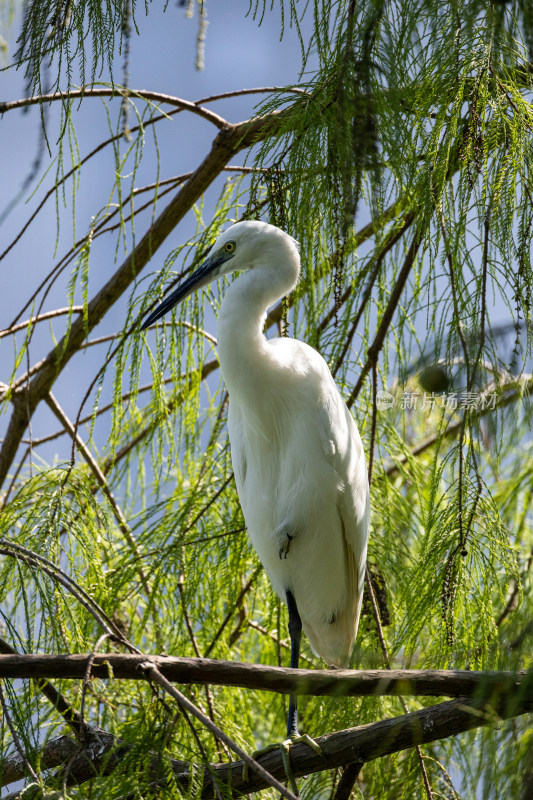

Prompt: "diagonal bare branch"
[0,87,229,127]
[0,104,297,489]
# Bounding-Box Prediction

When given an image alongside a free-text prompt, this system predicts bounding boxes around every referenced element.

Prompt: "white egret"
[140,220,370,783]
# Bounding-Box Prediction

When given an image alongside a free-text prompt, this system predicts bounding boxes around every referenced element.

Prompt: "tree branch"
[348,230,423,405]
[0,87,228,127]
[139,661,299,800]
[0,654,529,702]
[0,730,189,792]
[2,691,530,797]
[209,693,532,799]
[44,391,153,600]
[0,307,84,339]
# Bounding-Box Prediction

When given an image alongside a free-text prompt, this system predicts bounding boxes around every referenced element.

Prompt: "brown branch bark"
[0,730,190,793]
[0,653,530,702]
[210,693,532,799]
[2,691,530,797]
[0,638,89,738]
[139,661,299,800]
[0,307,84,339]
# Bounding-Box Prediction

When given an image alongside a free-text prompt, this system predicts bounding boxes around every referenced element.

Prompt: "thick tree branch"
[0,654,530,702]
[2,692,530,797]
[209,693,532,799]
[0,730,190,793]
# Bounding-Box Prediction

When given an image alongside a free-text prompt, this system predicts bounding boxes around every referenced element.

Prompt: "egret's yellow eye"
[224,241,236,253]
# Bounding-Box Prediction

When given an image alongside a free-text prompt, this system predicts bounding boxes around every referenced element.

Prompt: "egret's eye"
[224,241,236,254]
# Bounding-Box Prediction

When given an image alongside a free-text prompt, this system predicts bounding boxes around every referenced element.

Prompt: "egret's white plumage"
[215,223,369,667]
[141,220,370,672]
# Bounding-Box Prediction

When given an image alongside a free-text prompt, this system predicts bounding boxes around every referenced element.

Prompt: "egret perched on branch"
[140,220,370,781]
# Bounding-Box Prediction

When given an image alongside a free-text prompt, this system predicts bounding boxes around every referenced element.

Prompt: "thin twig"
[177,573,229,761]
[365,566,433,799]
[348,230,423,406]
[0,307,84,339]
[139,661,299,800]
[0,86,229,127]
[61,633,110,792]
[204,565,263,657]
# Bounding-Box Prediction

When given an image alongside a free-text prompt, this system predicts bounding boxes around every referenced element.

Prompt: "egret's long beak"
[140,251,231,331]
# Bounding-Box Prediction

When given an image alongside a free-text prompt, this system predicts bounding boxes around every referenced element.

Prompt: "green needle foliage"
[0,1,532,798]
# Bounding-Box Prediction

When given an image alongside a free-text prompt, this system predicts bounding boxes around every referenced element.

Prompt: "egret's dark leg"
[242,588,323,792]
[286,589,302,738]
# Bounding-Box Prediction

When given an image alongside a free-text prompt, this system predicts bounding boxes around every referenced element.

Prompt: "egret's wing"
[314,377,370,665]
[319,387,369,552]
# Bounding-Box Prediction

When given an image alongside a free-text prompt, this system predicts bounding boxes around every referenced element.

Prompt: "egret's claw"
[242,733,324,796]
[290,732,323,756]
[282,733,324,794]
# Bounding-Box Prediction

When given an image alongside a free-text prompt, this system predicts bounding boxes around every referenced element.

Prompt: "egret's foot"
[242,733,324,796]
[280,733,324,795]
[279,532,294,559]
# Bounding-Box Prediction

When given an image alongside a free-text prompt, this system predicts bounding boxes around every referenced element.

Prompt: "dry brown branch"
[2,690,530,797]
[0,307,84,339]
[0,653,530,702]
[348,230,424,406]
[0,102,300,489]
[0,730,189,792]
[206,693,532,799]
[139,660,299,800]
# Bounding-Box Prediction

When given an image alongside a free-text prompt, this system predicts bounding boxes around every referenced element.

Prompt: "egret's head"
[140,221,299,330]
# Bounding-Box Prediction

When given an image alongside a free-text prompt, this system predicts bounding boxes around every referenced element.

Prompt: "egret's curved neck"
[217,262,297,386]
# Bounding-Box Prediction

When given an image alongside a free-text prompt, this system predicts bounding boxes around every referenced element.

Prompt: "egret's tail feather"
[301,542,364,668]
